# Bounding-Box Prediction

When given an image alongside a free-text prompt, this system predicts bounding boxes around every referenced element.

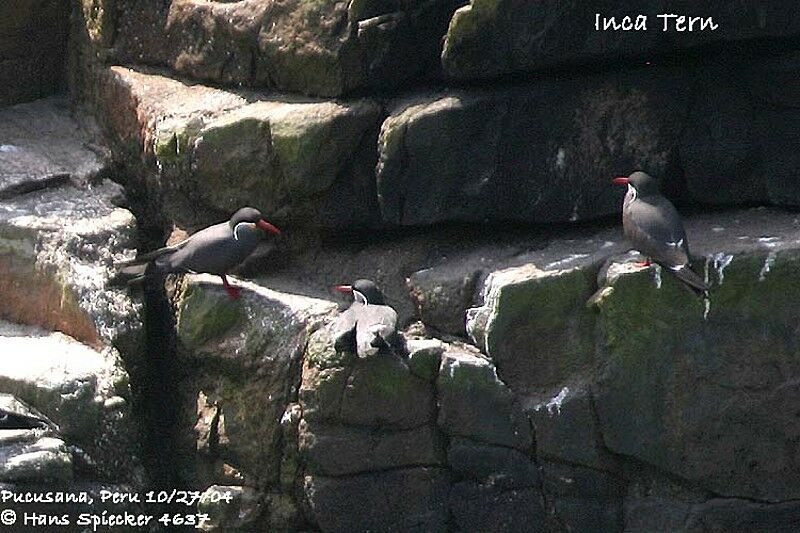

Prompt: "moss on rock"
[177,284,244,351]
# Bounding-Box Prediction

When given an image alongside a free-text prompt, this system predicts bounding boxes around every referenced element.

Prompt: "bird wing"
[156,221,252,275]
[332,308,358,354]
[355,305,398,357]
[624,197,690,268]
[116,240,189,267]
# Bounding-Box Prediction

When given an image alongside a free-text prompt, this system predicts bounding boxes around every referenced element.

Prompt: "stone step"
[97,65,382,231]
[0,97,105,198]
[0,98,141,354]
[171,206,800,529]
[96,57,800,235]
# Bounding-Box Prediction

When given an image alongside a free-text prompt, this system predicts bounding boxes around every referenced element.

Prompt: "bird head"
[229,207,281,238]
[612,171,661,197]
[333,279,386,306]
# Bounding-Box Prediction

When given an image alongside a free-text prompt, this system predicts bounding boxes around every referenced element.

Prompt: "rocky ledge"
[0,98,145,499]
[94,52,800,233]
[166,204,800,531]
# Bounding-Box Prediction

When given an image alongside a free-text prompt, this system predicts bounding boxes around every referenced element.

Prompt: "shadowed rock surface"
[441,1,800,80]
[0,1,69,106]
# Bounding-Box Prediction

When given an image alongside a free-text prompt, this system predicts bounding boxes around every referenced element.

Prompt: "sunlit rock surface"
[98,65,383,230]
[460,207,800,519]
[0,97,104,199]
[0,321,139,483]
[0,98,144,496]
[0,99,141,353]
[174,274,335,527]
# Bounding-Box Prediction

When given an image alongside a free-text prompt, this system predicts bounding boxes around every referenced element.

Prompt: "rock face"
[292,319,547,531]
[463,208,800,525]
[34,2,800,530]
[174,274,336,526]
[378,53,800,225]
[441,0,800,80]
[87,53,800,232]
[0,1,69,106]
[0,98,141,355]
[97,65,383,230]
[593,223,800,501]
[0,99,145,498]
[82,0,460,97]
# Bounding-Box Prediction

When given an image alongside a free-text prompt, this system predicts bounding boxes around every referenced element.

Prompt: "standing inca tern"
[118,207,280,299]
[331,279,399,357]
[613,171,709,294]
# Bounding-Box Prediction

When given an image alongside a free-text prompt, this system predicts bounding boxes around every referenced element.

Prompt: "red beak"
[333,285,353,294]
[256,219,281,235]
[612,176,629,185]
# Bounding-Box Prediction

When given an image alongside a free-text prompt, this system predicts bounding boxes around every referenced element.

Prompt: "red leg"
[635,260,652,267]
[221,274,241,300]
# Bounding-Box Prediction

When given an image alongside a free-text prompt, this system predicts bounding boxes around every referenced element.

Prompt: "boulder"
[378,53,800,225]
[97,66,383,230]
[441,0,800,80]
[405,338,445,381]
[407,263,480,336]
[174,274,336,487]
[377,69,688,226]
[304,467,449,533]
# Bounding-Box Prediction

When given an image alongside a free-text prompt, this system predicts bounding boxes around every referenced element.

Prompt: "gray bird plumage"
[616,171,709,294]
[331,279,400,358]
[117,207,280,299]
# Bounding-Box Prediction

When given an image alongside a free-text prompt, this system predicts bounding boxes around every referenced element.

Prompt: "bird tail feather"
[671,265,710,295]
[110,262,162,287]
